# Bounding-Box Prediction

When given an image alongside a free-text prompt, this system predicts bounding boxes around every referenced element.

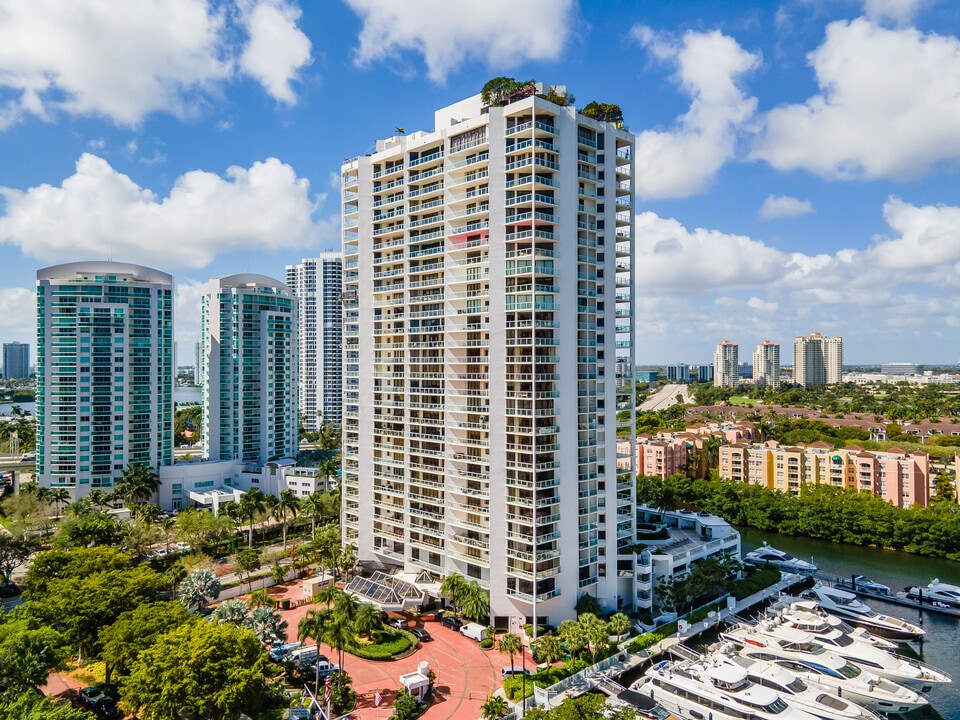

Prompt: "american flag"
[374,689,382,707]
[325,674,331,703]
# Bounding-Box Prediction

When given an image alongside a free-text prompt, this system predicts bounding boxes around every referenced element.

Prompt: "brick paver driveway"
[278,600,533,720]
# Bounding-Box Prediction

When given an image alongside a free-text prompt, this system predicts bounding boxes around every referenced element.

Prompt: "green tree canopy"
[99,601,196,684]
[122,621,268,720]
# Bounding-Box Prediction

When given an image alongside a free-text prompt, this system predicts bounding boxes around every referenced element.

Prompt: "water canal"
[739,528,960,718]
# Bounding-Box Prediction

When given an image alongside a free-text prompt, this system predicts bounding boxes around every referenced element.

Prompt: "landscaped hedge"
[626,621,678,653]
[730,567,781,600]
[347,629,413,660]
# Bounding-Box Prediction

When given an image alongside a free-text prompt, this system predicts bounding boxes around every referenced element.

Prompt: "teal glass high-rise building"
[36,262,174,496]
[200,274,299,465]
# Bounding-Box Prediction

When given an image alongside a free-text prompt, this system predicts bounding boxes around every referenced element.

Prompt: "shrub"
[626,622,678,653]
[729,567,780,600]
[347,629,412,660]
[479,637,494,649]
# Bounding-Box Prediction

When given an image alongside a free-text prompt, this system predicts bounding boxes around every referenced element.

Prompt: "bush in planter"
[479,636,494,649]
[347,629,412,659]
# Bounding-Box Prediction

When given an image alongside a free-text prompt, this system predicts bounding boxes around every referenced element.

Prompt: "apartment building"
[630,506,740,615]
[619,435,688,479]
[341,86,636,623]
[714,340,739,389]
[752,339,780,389]
[719,441,931,507]
[794,331,843,387]
[200,274,299,466]
[3,342,29,379]
[286,253,344,430]
[35,262,174,497]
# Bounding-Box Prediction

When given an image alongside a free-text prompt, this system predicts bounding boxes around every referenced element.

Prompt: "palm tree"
[531,635,564,665]
[178,568,222,613]
[273,489,301,550]
[461,580,490,623]
[48,487,70,519]
[324,611,353,675]
[86,489,112,512]
[65,499,90,517]
[246,606,288,645]
[300,491,325,538]
[558,619,586,658]
[237,488,267,547]
[440,572,468,614]
[352,603,382,640]
[212,599,250,626]
[608,612,631,640]
[115,464,160,505]
[497,632,522,670]
[315,456,340,491]
[481,695,508,720]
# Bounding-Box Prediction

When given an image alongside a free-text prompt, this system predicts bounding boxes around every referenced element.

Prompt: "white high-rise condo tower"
[794,331,843,387]
[714,340,739,389]
[341,86,637,624]
[200,274,299,465]
[36,262,174,497]
[286,253,343,430]
[752,340,780,389]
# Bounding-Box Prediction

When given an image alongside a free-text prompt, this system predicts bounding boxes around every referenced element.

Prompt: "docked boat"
[799,583,925,641]
[721,619,950,693]
[744,542,818,574]
[766,600,900,651]
[834,575,891,596]
[715,646,883,720]
[720,626,929,714]
[634,655,822,720]
[902,578,960,609]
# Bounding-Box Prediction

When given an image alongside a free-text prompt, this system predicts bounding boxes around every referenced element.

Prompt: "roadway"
[639,383,692,412]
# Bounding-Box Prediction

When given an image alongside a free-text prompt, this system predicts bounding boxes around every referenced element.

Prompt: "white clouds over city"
[0,0,311,128]
[752,17,960,180]
[0,154,332,268]
[630,26,760,199]
[345,0,576,83]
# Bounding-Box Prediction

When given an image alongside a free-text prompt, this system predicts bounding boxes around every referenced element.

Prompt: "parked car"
[501,666,532,679]
[268,641,302,662]
[79,687,121,719]
[298,660,340,681]
[410,627,432,642]
[388,616,408,629]
[440,615,463,631]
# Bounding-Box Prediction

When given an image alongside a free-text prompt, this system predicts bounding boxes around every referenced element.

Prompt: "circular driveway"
[279,601,532,720]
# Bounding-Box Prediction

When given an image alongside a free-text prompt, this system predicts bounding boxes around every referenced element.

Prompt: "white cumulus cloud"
[345,0,575,83]
[752,17,960,180]
[0,0,313,128]
[630,26,760,199]
[863,0,926,25]
[0,154,332,269]
[238,0,312,104]
[0,288,36,343]
[758,194,814,219]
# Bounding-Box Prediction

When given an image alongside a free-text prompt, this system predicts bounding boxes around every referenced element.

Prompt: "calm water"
[0,386,199,417]
[741,528,960,719]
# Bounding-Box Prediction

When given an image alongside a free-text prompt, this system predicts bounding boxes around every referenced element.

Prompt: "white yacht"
[716,647,883,720]
[744,542,818,574]
[721,620,949,694]
[767,600,900,651]
[801,583,925,640]
[720,626,928,714]
[634,655,822,720]
[902,578,960,608]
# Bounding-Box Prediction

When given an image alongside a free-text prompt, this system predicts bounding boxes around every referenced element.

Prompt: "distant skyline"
[2,1,960,363]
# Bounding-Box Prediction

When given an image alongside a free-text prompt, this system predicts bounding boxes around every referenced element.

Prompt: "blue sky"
[1,0,960,365]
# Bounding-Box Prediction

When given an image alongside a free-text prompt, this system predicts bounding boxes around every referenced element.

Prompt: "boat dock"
[811,572,960,618]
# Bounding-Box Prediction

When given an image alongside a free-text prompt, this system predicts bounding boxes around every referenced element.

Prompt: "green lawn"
[729,396,759,407]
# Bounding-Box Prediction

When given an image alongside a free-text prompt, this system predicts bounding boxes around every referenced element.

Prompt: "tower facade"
[752,340,780,389]
[2,342,29,379]
[794,331,843,387]
[714,340,739,388]
[36,262,174,496]
[285,253,343,431]
[341,88,636,622]
[200,274,299,465]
